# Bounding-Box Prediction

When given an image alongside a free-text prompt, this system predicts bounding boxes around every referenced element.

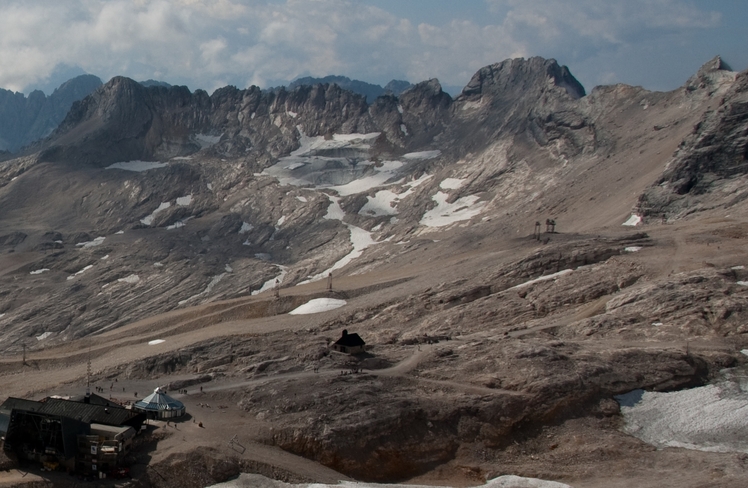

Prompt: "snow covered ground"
[617,366,748,453]
[622,214,642,226]
[106,160,168,172]
[289,298,347,315]
[208,474,571,488]
[299,195,378,284]
[420,191,484,228]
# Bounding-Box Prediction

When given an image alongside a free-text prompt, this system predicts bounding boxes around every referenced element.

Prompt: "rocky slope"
[1,55,748,487]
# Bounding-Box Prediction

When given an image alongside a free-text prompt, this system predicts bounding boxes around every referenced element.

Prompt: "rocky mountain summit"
[1,56,748,487]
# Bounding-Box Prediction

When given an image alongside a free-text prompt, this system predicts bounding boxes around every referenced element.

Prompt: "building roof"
[133,387,184,412]
[334,331,365,347]
[68,392,125,409]
[0,397,138,427]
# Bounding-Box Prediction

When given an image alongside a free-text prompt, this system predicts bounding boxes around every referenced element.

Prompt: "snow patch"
[296,196,308,203]
[618,368,748,453]
[118,274,140,284]
[360,190,399,216]
[106,160,167,172]
[194,133,222,148]
[176,195,193,206]
[166,221,186,230]
[141,202,171,226]
[622,214,642,226]
[148,339,165,345]
[439,177,465,190]
[36,332,52,341]
[239,222,254,234]
[67,265,93,280]
[400,124,408,135]
[738,281,748,286]
[30,269,49,275]
[289,298,347,315]
[624,246,643,253]
[420,192,484,228]
[76,236,105,248]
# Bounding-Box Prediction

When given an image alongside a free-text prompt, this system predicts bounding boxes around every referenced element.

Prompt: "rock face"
[0,74,102,152]
[637,59,747,219]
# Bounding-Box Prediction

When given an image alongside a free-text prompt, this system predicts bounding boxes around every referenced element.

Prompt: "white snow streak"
[76,236,105,248]
[67,265,94,280]
[36,332,52,341]
[508,269,574,290]
[403,150,441,160]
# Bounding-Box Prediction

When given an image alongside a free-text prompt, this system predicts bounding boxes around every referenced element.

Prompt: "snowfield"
[617,366,748,453]
[209,474,571,488]
[420,191,484,228]
[106,160,168,172]
[288,298,347,315]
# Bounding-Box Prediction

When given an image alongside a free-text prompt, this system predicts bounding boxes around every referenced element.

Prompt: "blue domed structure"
[132,387,185,419]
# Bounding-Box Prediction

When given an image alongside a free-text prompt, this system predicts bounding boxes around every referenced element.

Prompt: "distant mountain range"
[0,74,102,153]
[288,75,413,103]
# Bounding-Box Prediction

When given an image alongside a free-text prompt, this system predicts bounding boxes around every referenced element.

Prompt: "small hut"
[332,329,365,354]
[132,388,185,420]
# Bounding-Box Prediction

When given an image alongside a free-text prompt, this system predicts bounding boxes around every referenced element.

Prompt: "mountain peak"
[458,57,585,102]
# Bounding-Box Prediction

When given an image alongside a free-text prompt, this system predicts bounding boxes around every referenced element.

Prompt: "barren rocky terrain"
[1,56,748,487]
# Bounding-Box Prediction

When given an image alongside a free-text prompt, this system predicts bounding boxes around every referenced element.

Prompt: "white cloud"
[0,0,729,95]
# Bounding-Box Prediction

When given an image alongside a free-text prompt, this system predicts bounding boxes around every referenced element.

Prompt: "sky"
[0,0,745,96]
